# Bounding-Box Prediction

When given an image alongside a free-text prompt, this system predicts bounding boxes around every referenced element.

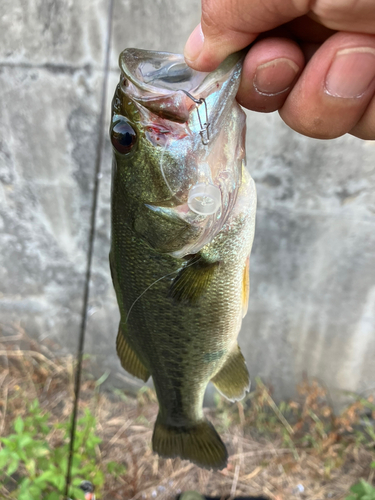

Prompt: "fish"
[109,48,257,470]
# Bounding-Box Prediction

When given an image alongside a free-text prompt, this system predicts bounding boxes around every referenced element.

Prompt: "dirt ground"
[0,324,374,500]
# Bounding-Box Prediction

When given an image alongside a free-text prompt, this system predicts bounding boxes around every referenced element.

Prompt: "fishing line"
[125,256,202,324]
[63,0,114,497]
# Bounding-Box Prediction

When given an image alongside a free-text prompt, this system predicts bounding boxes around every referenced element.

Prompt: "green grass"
[0,399,125,500]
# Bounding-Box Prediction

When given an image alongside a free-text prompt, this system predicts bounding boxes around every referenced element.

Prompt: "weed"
[346,478,375,500]
[213,376,375,482]
[0,400,105,499]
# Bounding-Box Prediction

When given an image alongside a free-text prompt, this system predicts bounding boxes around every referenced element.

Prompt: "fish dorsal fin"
[168,255,219,304]
[242,256,250,318]
[211,344,250,402]
[116,325,150,382]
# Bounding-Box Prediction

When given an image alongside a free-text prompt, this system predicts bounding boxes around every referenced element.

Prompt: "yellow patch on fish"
[242,255,250,317]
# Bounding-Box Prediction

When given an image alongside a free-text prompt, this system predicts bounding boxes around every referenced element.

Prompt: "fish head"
[111,48,246,256]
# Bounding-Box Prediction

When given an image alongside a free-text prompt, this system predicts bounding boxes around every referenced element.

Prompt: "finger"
[184,0,312,71]
[309,1,375,34]
[279,32,375,139]
[350,94,375,140]
[236,37,304,113]
[184,22,255,72]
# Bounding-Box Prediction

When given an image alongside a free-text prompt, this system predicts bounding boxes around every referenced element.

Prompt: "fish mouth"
[118,48,244,125]
[119,48,243,92]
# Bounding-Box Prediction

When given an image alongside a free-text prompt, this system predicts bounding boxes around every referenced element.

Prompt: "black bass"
[109,49,256,470]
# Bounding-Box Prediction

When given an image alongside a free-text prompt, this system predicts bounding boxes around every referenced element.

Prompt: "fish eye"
[111,117,137,154]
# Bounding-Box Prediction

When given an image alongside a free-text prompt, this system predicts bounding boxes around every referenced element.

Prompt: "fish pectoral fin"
[152,414,228,470]
[168,255,219,304]
[211,344,250,402]
[116,325,150,382]
[242,255,250,318]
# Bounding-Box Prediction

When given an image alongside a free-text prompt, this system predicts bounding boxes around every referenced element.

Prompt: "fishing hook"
[179,89,210,146]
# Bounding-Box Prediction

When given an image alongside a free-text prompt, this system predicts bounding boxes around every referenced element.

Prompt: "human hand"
[184,0,375,140]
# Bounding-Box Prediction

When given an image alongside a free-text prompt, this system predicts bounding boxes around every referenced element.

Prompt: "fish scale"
[110,48,257,469]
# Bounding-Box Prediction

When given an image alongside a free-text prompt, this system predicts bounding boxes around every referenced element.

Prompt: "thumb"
[184,0,311,71]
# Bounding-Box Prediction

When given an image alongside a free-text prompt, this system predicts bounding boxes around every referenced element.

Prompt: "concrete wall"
[1,0,374,402]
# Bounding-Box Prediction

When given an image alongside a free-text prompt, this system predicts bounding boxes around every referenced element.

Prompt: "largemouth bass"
[110,48,256,470]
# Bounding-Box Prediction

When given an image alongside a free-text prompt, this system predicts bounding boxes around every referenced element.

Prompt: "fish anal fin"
[211,345,250,402]
[116,325,150,382]
[242,255,250,318]
[168,256,219,304]
[152,415,228,470]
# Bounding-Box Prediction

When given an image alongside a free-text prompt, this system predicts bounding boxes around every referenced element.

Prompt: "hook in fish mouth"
[118,49,244,149]
[179,89,210,146]
[118,48,243,122]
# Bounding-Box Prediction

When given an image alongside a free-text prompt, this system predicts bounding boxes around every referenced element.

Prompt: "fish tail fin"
[152,414,228,470]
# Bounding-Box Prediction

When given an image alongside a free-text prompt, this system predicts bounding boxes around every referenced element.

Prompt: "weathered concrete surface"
[0,65,104,350]
[243,113,375,400]
[0,0,374,402]
[110,0,203,69]
[0,0,108,67]
[0,0,109,350]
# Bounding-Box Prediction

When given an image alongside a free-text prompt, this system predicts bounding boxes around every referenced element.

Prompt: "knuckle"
[312,0,369,24]
[201,0,243,34]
